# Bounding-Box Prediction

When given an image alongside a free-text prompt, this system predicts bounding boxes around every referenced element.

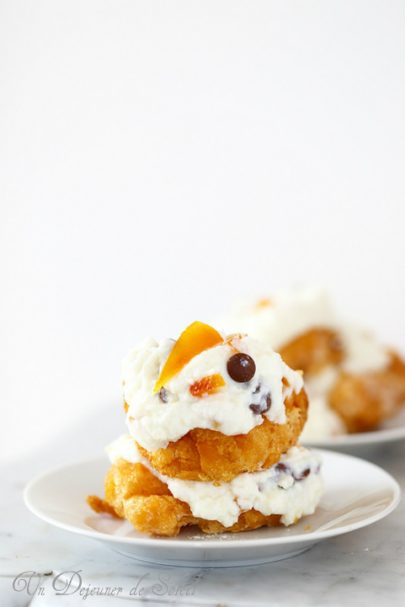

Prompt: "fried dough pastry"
[279,328,343,375]
[279,328,405,433]
[87,459,282,537]
[329,353,405,432]
[136,389,308,482]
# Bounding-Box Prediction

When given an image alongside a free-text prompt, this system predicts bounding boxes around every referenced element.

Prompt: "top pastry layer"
[123,325,303,452]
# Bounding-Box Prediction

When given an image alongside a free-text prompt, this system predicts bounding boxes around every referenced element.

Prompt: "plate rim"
[304,425,405,447]
[24,450,401,549]
[303,408,405,447]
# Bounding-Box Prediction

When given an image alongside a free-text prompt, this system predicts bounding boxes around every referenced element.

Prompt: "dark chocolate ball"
[227,353,256,383]
[249,392,271,415]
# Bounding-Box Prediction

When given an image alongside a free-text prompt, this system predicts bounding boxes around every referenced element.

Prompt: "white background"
[1,0,405,462]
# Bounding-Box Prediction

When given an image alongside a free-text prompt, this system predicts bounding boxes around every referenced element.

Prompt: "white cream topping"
[300,367,346,441]
[106,433,143,465]
[123,334,303,452]
[107,436,323,527]
[224,287,389,375]
[341,325,389,374]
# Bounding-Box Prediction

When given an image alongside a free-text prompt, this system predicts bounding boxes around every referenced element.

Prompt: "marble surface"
[1,406,405,607]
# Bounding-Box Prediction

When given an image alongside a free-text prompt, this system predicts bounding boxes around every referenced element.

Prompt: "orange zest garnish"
[153,321,223,393]
[255,297,272,309]
[189,374,225,397]
[224,332,245,353]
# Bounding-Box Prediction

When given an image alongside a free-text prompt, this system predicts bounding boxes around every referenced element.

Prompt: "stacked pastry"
[88,321,322,536]
[224,288,405,439]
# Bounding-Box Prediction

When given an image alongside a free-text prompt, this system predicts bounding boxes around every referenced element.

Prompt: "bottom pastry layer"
[88,440,322,536]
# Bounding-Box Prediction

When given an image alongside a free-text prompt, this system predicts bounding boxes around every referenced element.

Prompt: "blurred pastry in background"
[88,321,323,536]
[224,288,405,440]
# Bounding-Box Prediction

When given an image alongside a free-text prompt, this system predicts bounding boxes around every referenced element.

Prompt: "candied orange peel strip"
[153,321,223,393]
[189,373,226,397]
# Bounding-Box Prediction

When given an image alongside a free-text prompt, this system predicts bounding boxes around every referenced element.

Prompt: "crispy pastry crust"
[329,353,405,432]
[279,328,343,375]
[136,389,308,482]
[279,327,405,433]
[87,460,282,537]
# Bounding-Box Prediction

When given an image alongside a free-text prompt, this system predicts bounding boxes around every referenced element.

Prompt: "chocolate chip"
[227,353,256,383]
[249,392,272,415]
[276,463,288,473]
[159,387,169,403]
[294,468,311,481]
[264,393,272,412]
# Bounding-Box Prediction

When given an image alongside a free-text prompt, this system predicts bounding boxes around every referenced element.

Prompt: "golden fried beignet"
[279,328,343,375]
[329,353,405,432]
[137,389,308,482]
[278,327,405,433]
[87,460,282,537]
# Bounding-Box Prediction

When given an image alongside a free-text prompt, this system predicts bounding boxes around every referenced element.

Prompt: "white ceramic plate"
[24,450,400,567]
[303,408,405,449]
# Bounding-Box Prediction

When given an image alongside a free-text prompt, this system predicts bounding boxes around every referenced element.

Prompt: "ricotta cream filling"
[300,367,346,441]
[107,435,323,528]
